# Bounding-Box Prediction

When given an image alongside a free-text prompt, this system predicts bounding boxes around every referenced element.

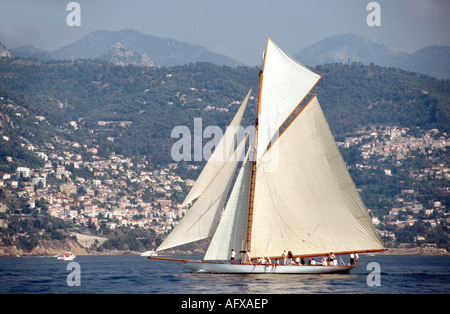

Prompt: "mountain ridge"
[9,29,242,67]
[294,34,450,79]
[4,31,450,78]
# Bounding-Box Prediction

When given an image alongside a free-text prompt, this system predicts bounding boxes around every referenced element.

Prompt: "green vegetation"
[0,58,449,253]
[1,60,448,167]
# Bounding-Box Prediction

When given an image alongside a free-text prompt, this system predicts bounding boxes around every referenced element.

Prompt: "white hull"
[140,251,158,257]
[183,261,354,274]
[57,256,76,261]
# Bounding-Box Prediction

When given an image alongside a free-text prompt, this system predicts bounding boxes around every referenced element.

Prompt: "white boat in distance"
[149,38,386,274]
[57,251,76,261]
[140,250,158,257]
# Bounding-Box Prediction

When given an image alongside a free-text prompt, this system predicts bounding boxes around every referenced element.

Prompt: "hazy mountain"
[100,42,154,67]
[9,44,53,60]
[401,45,450,80]
[295,34,407,66]
[52,29,241,67]
[295,34,450,79]
[5,32,449,78]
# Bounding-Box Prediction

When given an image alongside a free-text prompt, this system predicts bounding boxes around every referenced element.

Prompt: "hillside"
[0,59,448,167]
[0,58,449,255]
[0,58,448,168]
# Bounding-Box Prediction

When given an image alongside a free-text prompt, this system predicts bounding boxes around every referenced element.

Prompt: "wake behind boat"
[149,38,386,274]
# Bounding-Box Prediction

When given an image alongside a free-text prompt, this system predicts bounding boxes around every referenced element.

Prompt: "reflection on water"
[166,254,450,294]
[177,272,363,294]
[0,254,449,294]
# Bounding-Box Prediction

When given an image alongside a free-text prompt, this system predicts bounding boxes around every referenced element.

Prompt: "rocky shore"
[0,239,88,257]
[378,247,450,256]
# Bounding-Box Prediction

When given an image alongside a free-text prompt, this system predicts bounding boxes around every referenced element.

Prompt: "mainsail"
[250,95,385,258]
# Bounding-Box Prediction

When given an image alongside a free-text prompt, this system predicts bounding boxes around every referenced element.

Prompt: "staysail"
[249,95,385,258]
[204,150,252,260]
[256,39,321,162]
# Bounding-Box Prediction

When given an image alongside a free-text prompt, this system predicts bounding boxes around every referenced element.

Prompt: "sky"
[0,0,449,65]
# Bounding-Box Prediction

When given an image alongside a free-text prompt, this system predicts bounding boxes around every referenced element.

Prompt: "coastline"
[1,243,449,258]
[377,247,449,256]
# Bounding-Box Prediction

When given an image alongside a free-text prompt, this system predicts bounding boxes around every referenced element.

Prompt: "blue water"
[0,254,449,294]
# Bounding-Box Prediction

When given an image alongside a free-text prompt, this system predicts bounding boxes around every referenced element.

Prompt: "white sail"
[150,40,385,274]
[204,150,252,260]
[250,95,384,258]
[180,89,252,208]
[257,39,321,162]
[156,136,247,252]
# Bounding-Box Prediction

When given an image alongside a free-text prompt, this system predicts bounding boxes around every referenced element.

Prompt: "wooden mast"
[246,37,270,252]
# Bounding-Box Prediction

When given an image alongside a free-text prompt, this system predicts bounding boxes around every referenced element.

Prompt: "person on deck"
[288,251,293,264]
[245,250,251,265]
[230,249,236,264]
[329,252,336,266]
[350,253,355,265]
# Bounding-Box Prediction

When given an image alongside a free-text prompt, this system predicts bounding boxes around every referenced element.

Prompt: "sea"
[0,254,448,296]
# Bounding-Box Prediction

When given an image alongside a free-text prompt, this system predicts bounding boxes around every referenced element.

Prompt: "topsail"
[256,39,321,162]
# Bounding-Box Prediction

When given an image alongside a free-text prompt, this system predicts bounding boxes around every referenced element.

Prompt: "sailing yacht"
[149,39,385,274]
